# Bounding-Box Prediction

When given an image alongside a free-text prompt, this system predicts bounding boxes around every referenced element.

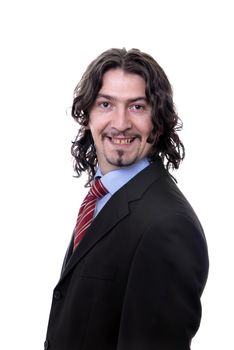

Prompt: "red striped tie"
[73,178,108,251]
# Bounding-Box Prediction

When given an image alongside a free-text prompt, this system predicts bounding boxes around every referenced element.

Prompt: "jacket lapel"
[59,158,166,283]
[59,189,129,283]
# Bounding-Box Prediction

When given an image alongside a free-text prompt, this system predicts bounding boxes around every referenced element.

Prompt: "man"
[44,48,209,350]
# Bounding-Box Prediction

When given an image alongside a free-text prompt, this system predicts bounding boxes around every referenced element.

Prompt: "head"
[71,48,185,185]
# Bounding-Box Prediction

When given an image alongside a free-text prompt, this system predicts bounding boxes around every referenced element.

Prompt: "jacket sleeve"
[116,215,209,350]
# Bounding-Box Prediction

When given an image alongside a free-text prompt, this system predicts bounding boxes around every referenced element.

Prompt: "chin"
[107,155,138,168]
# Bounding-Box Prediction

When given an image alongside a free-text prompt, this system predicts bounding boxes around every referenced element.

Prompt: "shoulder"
[132,213,209,295]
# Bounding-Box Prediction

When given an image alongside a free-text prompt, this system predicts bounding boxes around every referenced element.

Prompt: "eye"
[97,101,111,109]
[94,99,113,112]
[101,101,110,108]
[130,104,144,111]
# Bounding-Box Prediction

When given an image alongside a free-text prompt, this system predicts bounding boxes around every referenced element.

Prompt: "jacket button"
[44,340,49,349]
[53,290,61,300]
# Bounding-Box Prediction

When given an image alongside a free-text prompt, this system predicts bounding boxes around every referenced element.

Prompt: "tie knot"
[89,178,108,199]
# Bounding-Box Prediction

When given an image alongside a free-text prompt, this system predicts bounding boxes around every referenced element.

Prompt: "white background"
[0,1,233,349]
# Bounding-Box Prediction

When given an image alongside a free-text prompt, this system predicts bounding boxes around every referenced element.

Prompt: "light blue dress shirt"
[94,158,150,217]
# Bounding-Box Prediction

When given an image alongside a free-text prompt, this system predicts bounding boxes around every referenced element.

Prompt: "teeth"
[112,138,133,144]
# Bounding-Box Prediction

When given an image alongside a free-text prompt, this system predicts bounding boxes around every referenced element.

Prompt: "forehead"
[98,68,147,99]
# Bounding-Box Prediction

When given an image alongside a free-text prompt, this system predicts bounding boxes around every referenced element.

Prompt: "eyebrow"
[96,93,148,103]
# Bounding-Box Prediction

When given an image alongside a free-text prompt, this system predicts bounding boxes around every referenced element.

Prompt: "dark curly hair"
[71,48,185,186]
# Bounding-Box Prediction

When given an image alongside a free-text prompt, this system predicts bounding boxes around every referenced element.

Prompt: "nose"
[110,107,132,132]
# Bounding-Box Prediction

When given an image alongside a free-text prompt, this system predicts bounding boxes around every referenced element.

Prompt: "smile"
[104,135,137,145]
[112,138,134,145]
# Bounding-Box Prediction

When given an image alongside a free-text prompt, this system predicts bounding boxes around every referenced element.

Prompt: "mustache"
[101,129,158,144]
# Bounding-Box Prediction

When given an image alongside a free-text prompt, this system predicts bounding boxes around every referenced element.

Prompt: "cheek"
[88,125,98,144]
[141,121,154,137]
[89,116,108,134]
[89,124,106,147]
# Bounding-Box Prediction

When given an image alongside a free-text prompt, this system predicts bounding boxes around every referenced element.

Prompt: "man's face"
[88,68,154,174]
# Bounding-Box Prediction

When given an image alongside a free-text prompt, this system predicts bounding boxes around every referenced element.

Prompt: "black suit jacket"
[45,158,209,350]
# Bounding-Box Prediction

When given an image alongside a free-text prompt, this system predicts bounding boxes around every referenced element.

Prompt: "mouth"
[111,137,135,145]
[104,135,138,145]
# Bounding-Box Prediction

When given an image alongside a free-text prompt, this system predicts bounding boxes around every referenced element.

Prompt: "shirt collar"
[95,158,150,195]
